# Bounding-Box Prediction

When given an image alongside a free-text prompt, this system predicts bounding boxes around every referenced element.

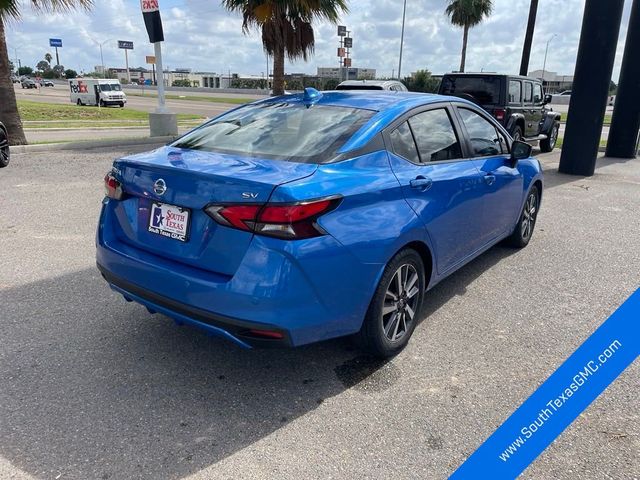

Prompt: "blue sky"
[5,0,633,80]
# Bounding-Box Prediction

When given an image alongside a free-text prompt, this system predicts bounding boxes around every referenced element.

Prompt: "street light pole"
[541,34,557,82]
[397,0,407,80]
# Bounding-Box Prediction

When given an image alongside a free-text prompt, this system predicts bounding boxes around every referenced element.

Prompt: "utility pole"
[398,0,407,79]
[541,34,558,82]
[520,0,539,76]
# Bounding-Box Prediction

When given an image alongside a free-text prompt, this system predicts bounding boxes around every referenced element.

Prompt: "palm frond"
[1,0,93,20]
[445,0,492,28]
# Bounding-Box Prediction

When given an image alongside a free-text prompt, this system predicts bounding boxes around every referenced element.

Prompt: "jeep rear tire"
[512,126,523,142]
[540,121,560,152]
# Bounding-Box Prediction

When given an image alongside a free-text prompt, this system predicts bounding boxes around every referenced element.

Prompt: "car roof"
[338,80,403,87]
[261,90,477,153]
[442,72,542,82]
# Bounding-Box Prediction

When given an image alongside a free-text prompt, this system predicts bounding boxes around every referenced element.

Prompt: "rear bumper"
[96,200,378,347]
[97,264,292,348]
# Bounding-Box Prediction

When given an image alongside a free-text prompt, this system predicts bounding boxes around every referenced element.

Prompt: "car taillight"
[104,172,125,200]
[205,197,340,240]
[493,108,506,122]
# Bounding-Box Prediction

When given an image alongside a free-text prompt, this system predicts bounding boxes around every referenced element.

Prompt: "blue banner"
[451,288,640,479]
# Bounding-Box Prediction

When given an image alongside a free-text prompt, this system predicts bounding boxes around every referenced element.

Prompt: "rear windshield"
[336,85,384,90]
[440,76,501,105]
[171,102,374,163]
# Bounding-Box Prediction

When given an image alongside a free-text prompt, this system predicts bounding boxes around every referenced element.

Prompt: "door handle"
[484,174,496,186]
[410,176,433,191]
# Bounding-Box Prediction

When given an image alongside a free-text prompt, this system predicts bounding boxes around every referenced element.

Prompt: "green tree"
[44,52,53,65]
[64,68,77,79]
[37,60,51,73]
[445,0,492,72]
[0,0,93,145]
[17,66,33,76]
[404,69,440,93]
[222,0,348,96]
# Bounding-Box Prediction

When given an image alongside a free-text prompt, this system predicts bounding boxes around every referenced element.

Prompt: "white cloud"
[4,0,632,80]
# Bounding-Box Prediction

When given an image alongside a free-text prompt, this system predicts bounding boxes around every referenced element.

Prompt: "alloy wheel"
[521,192,538,240]
[0,130,9,166]
[382,264,420,342]
[549,124,559,148]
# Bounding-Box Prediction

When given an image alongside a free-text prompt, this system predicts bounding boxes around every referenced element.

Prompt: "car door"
[532,83,545,135]
[523,81,536,137]
[455,106,523,244]
[507,79,524,135]
[385,105,488,275]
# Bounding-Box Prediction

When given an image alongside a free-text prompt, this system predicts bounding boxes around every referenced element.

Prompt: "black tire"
[77,99,83,106]
[512,126,523,142]
[119,102,125,108]
[0,127,10,168]
[505,185,540,248]
[540,121,559,152]
[357,249,425,358]
[99,100,105,107]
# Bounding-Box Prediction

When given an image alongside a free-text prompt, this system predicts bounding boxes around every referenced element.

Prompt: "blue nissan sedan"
[97,89,543,357]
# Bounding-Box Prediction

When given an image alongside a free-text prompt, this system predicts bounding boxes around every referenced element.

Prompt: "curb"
[10,135,179,153]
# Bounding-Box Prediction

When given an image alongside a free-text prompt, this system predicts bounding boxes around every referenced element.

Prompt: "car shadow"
[0,243,517,479]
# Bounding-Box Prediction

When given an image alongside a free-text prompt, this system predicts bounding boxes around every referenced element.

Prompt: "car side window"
[389,121,420,164]
[509,80,522,104]
[407,109,462,162]
[458,108,505,157]
[533,84,543,104]
[524,82,533,104]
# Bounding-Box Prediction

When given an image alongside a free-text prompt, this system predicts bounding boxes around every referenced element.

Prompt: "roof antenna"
[303,87,323,107]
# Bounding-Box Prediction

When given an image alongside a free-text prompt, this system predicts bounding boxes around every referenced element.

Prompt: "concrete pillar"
[606,0,640,159]
[558,0,625,176]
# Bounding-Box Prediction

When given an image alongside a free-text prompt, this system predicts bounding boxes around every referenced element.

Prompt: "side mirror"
[510,140,532,166]
[544,94,553,105]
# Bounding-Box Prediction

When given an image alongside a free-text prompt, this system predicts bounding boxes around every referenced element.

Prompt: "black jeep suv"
[438,73,561,152]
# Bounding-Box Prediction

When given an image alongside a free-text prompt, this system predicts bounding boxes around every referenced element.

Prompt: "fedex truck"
[69,79,127,107]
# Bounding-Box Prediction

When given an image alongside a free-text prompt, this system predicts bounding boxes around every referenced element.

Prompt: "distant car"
[0,121,9,168]
[39,80,54,87]
[438,73,561,152]
[559,90,572,96]
[336,80,408,92]
[97,89,543,358]
[21,78,37,89]
[10,75,20,84]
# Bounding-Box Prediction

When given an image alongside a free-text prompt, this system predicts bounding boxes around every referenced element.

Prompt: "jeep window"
[524,82,533,104]
[440,76,501,105]
[533,84,543,104]
[509,80,522,104]
[458,108,504,157]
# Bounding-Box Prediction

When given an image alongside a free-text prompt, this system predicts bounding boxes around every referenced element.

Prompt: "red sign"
[141,0,159,12]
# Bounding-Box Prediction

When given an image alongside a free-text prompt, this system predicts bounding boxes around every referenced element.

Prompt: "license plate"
[148,202,190,242]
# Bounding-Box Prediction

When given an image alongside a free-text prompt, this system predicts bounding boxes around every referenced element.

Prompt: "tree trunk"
[459,24,469,73]
[0,17,27,145]
[272,43,285,96]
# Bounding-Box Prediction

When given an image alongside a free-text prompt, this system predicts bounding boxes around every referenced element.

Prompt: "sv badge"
[242,192,259,199]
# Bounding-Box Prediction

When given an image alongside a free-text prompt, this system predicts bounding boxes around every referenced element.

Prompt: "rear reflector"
[246,329,285,340]
[493,108,506,122]
[205,197,340,240]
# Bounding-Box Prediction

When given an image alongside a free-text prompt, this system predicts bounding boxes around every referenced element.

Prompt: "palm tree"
[445,0,492,73]
[222,0,348,96]
[44,52,53,65]
[0,1,93,145]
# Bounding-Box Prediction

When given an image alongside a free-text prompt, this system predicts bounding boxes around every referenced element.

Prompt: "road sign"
[118,40,134,50]
[146,55,156,64]
[343,58,352,67]
[344,37,353,48]
[337,47,345,58]
[338,26,346,37]
[49,38,62,48]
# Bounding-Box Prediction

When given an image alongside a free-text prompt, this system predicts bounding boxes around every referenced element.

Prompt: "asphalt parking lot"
[0,147,638,479]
